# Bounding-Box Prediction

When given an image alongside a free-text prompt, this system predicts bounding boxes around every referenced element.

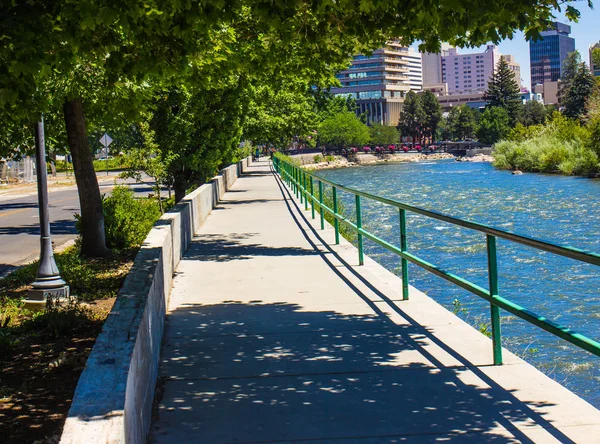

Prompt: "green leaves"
[319,110,371,147]
[476,106,510,144]
[562,61,595,120]
[398,90,426,142]
[370,123,399,145]
[485,56,522,125]
[446,104,479,140]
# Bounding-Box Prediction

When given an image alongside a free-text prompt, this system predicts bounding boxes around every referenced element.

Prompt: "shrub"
[313,154,323,164]
[493,113,600,177]
[102,186,161,249]
[22,299,97,339]
[570,145,599,176]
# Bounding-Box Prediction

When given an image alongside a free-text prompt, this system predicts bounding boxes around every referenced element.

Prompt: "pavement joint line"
[161,362,526,384]
[160,359,526,385]
[162,366,445,383]
[163,325,413,340]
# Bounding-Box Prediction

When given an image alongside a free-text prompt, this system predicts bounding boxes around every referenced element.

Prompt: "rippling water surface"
[317,160,600,406]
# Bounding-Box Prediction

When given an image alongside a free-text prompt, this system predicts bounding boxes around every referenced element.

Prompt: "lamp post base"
[25,285,70,310]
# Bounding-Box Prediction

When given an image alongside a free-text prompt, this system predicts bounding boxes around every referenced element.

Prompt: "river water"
[316,159,600,407]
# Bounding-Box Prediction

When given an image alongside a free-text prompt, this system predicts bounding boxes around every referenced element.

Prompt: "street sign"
[99,133,113,147]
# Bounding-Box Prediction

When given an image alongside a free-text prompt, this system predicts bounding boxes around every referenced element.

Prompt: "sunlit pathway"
[150,158,600,443]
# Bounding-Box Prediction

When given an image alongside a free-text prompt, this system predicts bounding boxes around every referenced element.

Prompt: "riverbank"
[296,152,457,170]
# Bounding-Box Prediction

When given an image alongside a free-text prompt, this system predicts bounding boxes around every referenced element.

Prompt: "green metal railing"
[273,155,600,365]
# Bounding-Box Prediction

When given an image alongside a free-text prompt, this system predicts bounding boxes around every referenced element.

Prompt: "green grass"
[0,246,136,304]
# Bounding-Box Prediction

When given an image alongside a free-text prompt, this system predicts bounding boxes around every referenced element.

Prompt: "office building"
[503,54,522,87]
[529,21,575,87]
[405,51,423,91]
[590,42,600,77]
[332,40,422,125]
[441,45,503,94]
[422,43,451,86]
[533,81,559,104]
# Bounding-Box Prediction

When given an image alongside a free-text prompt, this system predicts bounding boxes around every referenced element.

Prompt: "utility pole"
[25,119,69,308]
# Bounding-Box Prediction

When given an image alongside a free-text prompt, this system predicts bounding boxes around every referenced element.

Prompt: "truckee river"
[316,159,600,407]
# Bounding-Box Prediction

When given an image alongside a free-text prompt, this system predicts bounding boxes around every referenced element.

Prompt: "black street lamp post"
[26,119,69,307]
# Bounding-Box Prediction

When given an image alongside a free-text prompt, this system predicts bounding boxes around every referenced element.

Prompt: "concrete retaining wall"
[60,157,252,444]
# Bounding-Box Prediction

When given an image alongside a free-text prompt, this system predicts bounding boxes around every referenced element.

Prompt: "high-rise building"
[503,54,522,87]
[332,40,422,125]
[529,21,575,87]
[421,43,451,86]
[441,45,503,94]
[404,51,423,90]
[590,42,600,77]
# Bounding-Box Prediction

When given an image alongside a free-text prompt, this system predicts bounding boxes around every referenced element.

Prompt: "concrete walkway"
[151,159,600,443]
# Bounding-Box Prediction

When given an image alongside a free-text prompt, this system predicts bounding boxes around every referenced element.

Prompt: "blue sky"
[421,5,600,90]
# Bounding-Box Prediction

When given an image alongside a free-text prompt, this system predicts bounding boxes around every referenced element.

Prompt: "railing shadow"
[184,233,320,262]
[269,163,575,443]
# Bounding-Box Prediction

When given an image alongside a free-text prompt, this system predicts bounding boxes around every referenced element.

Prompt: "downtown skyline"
[415,5,600,90]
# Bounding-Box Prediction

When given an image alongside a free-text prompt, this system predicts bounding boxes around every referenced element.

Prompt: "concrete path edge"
[59,157,252,444]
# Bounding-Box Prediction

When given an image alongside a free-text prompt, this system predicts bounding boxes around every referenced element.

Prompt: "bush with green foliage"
[319,110,370,148]
[476,107,510,144]
[102,186,161,250]
[493,112,599,176]
[369,123,400,145]
[92,156,130,172]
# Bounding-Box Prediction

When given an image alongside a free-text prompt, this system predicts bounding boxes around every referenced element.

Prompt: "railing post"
[310,176,315,219]
[333,186,339,244]
[487,234,503,365]
[356,195,364,265]
[304,172,309,210]
[318,180,324,229]
[294,167,298,197]
[299,169,304,205]
[399,208,409,300]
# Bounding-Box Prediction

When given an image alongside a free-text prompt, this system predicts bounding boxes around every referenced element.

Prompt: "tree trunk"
[63,98,109,257]
[174,184,186,203]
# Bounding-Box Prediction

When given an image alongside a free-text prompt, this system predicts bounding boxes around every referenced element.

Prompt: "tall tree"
[319,111,371,147]
[370,123,400,145]
[562,62,595,119]
[485,56,522,124]
[420,90,443,143]
[559,51,583,105]
[520,100,547,126]
[398,91,425,144]
[476,106,510,144]
[446,105,478,140]
[244,82,319,150]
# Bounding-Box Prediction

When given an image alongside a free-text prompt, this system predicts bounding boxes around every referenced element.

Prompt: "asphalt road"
[0,179,158,279]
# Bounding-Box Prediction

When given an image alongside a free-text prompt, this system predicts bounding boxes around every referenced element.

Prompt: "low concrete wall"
[60,157,251,444]
[221,163,238,191]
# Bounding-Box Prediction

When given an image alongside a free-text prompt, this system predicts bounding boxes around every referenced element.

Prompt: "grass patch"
[0,246,135,442]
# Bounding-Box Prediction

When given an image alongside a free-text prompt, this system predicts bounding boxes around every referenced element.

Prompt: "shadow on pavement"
[184,233,320,263]
[0,202,38,211]
[154,301,566,443]
[0,219,76,236]
[0,263,19,278]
